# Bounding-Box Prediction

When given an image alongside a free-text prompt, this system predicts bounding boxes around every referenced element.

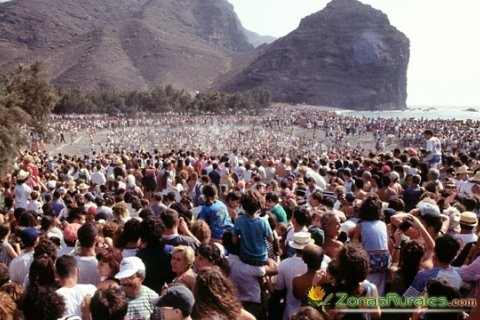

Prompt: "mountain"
[220,0,410,110]
[242,29,277,48]
[0,0,409,110]
[0,0,253,91]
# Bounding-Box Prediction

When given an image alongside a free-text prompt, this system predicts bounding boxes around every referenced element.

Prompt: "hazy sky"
[228,0,480,107]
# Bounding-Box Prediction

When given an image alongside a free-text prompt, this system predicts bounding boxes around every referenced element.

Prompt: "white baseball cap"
[115,257,145,279]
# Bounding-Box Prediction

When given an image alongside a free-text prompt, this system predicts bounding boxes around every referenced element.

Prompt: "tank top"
[360,220,388,251]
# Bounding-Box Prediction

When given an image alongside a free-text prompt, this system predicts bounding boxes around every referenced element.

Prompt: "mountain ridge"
[0,0,409,110]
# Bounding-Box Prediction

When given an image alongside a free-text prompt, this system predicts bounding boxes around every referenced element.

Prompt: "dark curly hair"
[23,286,66,320]
[193,266,242,320]
[289,306,324,320]
[196,243,230,276]
[241,190,264,215]
[399,240,425,288]
[358,196,382,221]
[33,238,57,261]
[90,287,128,320]
[140,215,165,248]
[96,247,123,278]
[28,255,57,289]
[330,243,370,295]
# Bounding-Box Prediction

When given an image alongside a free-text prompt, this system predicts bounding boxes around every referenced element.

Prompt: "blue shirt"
[233,215,273,262]
[198,200,233,240]
[403,267,462,297]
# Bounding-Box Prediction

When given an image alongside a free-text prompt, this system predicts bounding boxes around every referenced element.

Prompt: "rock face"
[0,0,253,91]
[0,0,409,110]
[221,0,410,110]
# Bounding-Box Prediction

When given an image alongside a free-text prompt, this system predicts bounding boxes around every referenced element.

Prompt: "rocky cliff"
[0,0,253,91]
[0,0,409,110]
[220,0,410,110]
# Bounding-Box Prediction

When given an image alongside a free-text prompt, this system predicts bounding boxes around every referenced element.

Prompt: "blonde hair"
[0,292,16,320]
[171,245,195,267]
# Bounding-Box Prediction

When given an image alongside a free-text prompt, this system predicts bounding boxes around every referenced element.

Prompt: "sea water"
[341,105,480,121]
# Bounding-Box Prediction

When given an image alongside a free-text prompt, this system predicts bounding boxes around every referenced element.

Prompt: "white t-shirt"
[14,183,31,209]
[91,171,107,186]
[57,284,97,317]
[274,256,307,320]
[426,137,442,155]
[75,256,101,285]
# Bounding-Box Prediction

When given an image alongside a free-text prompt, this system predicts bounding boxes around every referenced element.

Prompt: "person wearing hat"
[454,165,471,189]
[453,211,478,250]
[8,227,39,284]
[77,182,90,195]
[153,284,194,320]
[458,170,480,198]
[14,170,32,210]
[273,231,314,320]
[115,256,158,320]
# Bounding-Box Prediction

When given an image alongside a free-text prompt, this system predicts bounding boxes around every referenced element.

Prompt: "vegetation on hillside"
[53,85,271,115]
[0,61,57,176]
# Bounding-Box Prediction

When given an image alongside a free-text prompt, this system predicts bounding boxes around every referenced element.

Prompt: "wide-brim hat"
[456,165,471,175]
[77,183,89,191]
[289,232,314,250]
[470,171,480,183]
[17,170,30,181]
[460,211,478,227]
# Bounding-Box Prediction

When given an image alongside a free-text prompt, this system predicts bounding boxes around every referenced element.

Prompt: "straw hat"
[77,183,89,191]
[470,171,480,183]
[289,232,314,250]
[459,211,478,227]
[456,165,471,175]
[17,170,30,181]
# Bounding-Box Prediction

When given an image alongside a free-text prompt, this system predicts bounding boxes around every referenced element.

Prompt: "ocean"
[341,105,480,121]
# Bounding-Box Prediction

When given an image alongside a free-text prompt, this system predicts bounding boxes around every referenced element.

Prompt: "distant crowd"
[1,108,479,320]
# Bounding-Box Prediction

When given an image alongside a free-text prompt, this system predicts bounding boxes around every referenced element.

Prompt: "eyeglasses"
[120,273,139,282]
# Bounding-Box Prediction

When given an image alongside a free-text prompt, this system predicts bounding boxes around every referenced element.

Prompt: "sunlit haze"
[228,0,480,107]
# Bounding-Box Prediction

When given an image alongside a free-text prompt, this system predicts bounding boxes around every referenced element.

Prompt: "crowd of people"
[1,108,480,320]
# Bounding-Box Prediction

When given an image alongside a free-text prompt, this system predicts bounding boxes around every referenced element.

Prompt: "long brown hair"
[193,266,242,320]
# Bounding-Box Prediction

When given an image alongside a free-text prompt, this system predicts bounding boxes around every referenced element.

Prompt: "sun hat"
[154,285,194,317]
[470,171,480,183]
[17,170,30,181]
[289,232,314,250]
[459,211,478,227]
[115,257,146,279]
[77,183,89,191]
[456,165,471,175]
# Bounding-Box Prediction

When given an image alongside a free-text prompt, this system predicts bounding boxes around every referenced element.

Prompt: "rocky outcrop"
[220,0,410,110]
[0,0,253,91]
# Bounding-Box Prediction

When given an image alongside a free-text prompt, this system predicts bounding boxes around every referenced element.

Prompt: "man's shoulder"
[141,285,159,298]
